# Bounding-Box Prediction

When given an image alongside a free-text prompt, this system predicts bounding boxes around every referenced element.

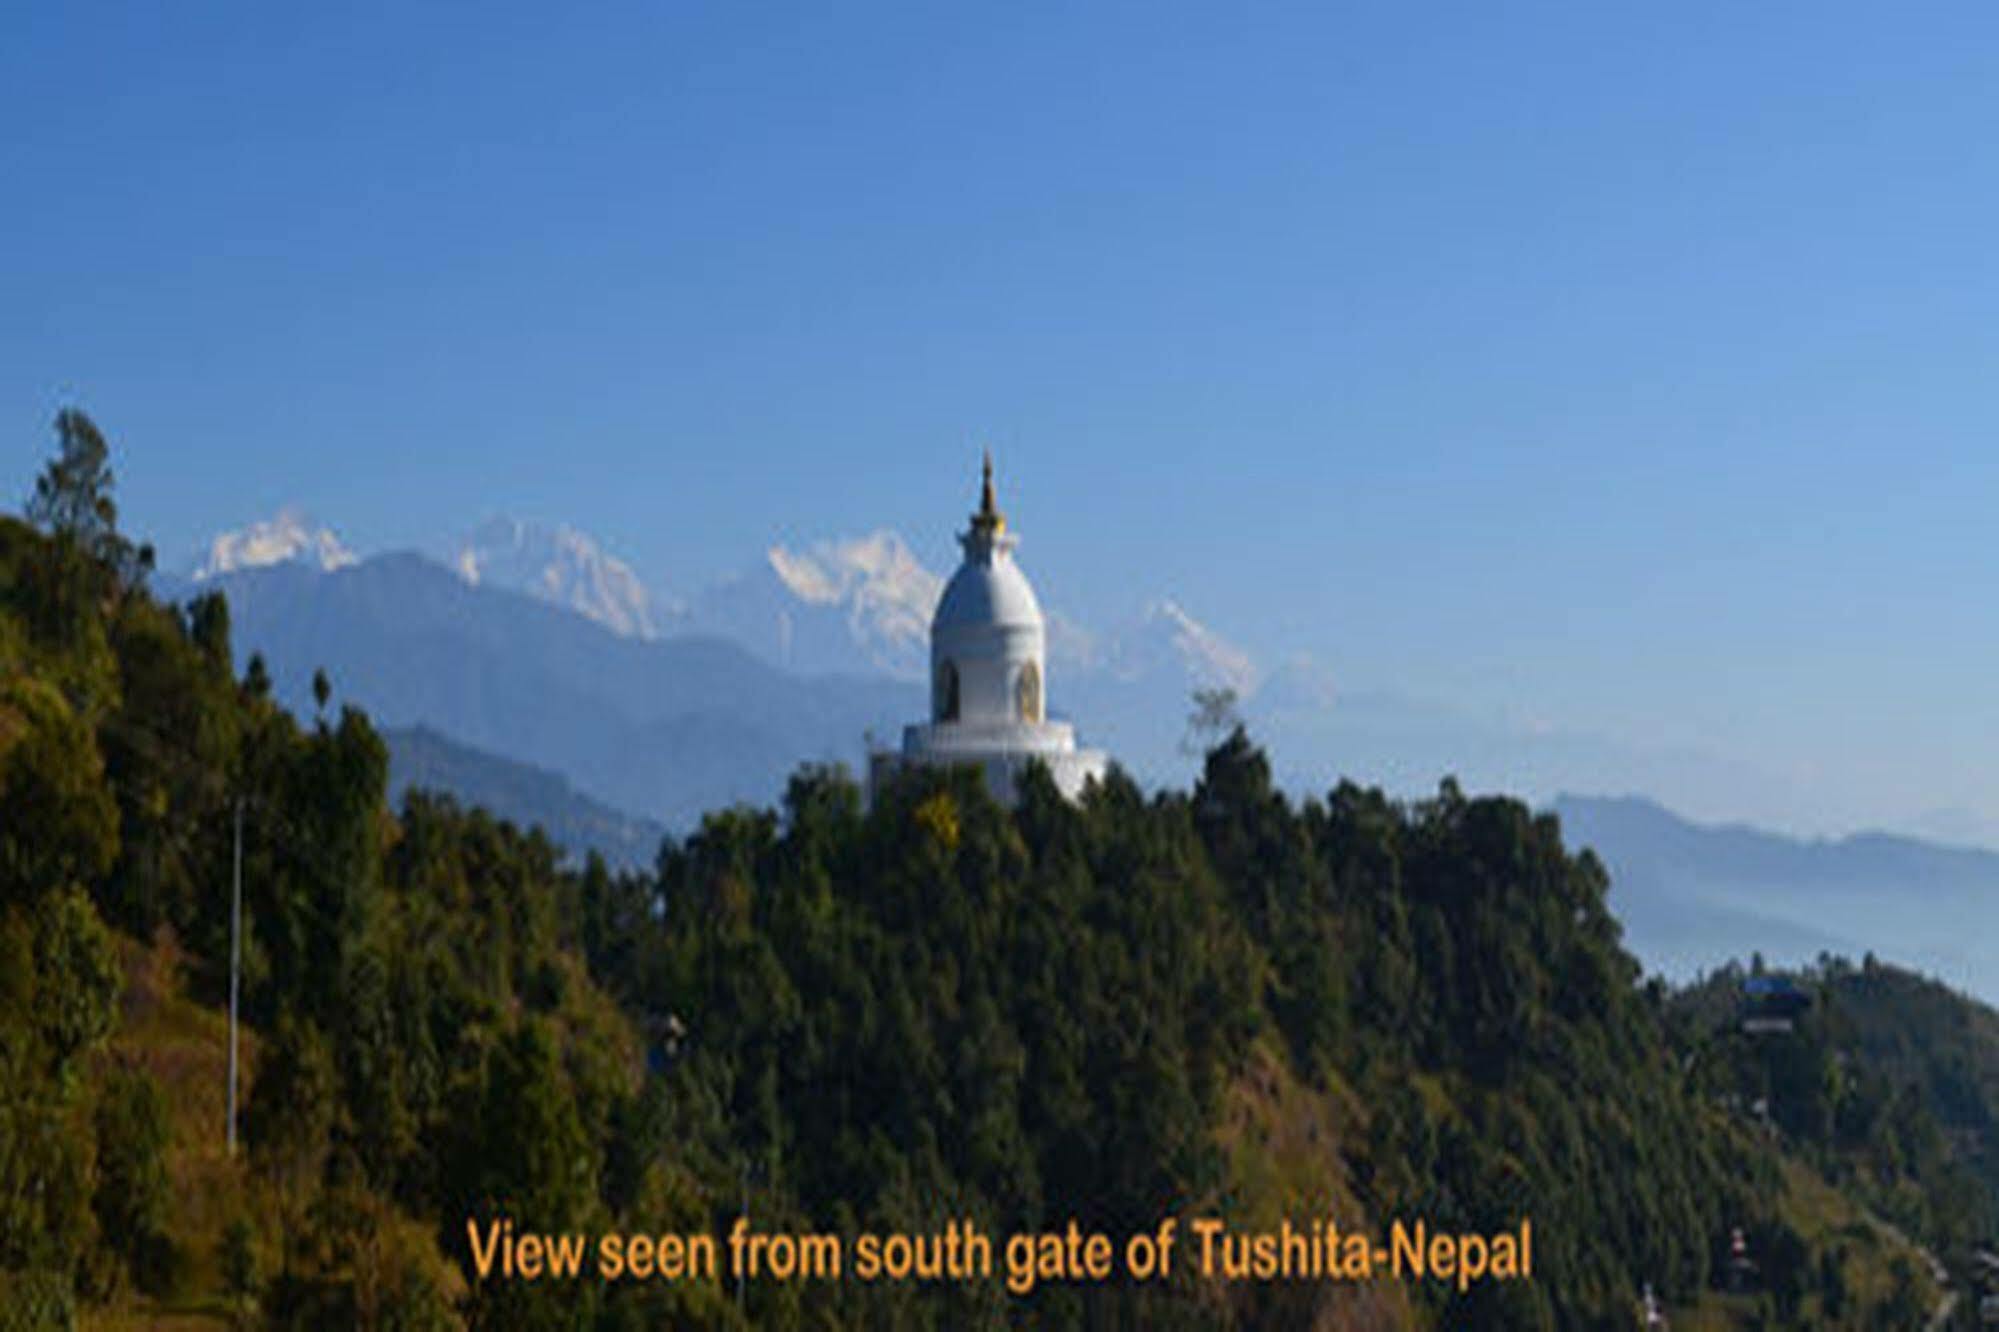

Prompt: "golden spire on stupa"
[972,449,1006,535]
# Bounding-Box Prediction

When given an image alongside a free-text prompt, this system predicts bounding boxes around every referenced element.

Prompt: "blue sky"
[6,4,1998,840]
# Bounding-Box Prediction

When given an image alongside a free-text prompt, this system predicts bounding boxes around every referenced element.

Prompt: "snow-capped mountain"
[690,530,1271,708]
[449,517,676,641]
[192,508,357,581]
[1108,599,1262,697]
[1047,598,1271,775]
[188,511,1272,712]
[694,529,943,680]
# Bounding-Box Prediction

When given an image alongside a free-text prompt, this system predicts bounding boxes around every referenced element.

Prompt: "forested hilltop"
[1671,957,1999,1257]
[0,414,1977,1329]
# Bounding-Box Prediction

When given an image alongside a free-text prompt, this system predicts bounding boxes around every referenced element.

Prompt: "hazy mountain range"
[384,723,666,869]
[181,509,1828,827]
[170,549,917,830]
[1555,794,1999,1004]
[174,510,1292,791]
[451,515,676,641]
[183,512,1264,695]
[168,510,1999,997]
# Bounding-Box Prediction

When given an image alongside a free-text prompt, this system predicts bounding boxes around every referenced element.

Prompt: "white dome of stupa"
[933,552,1043,634]
[929,455,1046,726]
[871,453,1108,805]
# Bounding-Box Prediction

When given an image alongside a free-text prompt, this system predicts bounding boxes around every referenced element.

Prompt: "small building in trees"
[1740,975,1811,1035]
[870,455,1108,804]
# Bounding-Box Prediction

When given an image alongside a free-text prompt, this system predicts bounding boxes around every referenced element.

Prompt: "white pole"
[228,797,242,1154]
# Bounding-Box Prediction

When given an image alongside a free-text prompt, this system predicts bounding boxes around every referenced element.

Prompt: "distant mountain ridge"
[1554,793,1999,1005]
[384,724,665,869]
[173,551,918,829]
[184,509,1292,772]
[448,515,677,641]
[189,510,1275,699]
[695,529,941,679]
[168,513,1333,869]
[175,513,1770,811]
[186,509,1969,903]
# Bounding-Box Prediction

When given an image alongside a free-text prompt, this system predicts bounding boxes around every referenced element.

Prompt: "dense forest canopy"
[0,412,1982,1329]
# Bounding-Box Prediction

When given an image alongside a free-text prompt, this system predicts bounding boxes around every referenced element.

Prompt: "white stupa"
[872,454,1109,804]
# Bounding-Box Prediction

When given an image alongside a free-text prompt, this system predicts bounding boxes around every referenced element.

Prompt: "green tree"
[1182,686,1240,756]
[457,1019,600,1331]
[187,590,233,673]
[246,1017,338,1279]
[29,886,121,1081]
[245,652,272,701]
[0,885,120,1313]
[27,410,116,545]
[92,1063,176,1294]
[25,407,147,587]
[221,1215,259,1313]
[477,1018,595,1227]
[0,677,118,907]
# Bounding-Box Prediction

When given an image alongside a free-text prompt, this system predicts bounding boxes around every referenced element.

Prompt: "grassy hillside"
[79,933,464,1330]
